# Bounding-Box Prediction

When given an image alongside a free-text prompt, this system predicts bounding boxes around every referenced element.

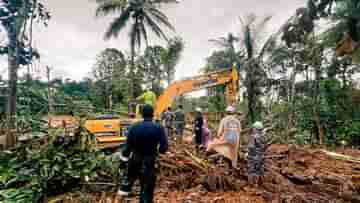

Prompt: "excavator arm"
[154,66,239,118]
[83,66,239,150]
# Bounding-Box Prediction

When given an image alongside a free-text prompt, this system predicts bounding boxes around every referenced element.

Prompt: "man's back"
[175,110,185,123]
[163,111,173,128]
[127,120,168,157]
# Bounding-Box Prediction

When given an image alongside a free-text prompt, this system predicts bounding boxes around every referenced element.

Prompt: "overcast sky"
[1,0,307,81]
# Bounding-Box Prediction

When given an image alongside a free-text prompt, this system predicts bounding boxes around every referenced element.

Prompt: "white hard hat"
[195,107,202,112]
[226,106,235,113]
[252,121,264,130]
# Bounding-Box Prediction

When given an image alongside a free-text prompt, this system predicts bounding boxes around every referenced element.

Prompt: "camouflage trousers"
[247,152,265,177]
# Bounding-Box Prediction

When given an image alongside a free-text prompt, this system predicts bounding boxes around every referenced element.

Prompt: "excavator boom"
[154,66,239,118]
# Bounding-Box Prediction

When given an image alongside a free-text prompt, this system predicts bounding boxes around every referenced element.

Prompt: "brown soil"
[56,142,360,203]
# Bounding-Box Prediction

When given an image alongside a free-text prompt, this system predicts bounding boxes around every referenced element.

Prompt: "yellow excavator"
[85,66,240,149]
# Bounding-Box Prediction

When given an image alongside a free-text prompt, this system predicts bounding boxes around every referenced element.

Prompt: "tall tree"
[162,37,184,85]
[139,45,166,95]
[0,0,50,148]
[92,48,126,109]
[237,14,274,123]
[209,33,239,66]
[95,0,177,98]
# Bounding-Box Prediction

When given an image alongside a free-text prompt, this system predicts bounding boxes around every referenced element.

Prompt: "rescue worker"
[117,104,168,203]
[137,88,157,107]
[162,107,174,138]
[174,105,185,142]
[193,107,203,148]
[202,115,210,148]
[247,121,266,187]
[207,106,241,168]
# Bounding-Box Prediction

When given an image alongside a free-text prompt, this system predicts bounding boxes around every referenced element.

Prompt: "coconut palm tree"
[95,0,177,98]
[209,33,240,69]
[237,14,276,122]
[209,33,239,52]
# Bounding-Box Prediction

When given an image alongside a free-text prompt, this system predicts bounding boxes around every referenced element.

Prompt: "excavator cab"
[128,99,145,119]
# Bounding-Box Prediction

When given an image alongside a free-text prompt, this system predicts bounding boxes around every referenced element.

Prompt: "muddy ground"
[55,138,360,203]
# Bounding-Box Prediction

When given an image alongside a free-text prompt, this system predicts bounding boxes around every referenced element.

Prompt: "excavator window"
[128,99,145,118]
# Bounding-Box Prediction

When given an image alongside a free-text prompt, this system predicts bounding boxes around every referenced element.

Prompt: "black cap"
[142,104,154,118]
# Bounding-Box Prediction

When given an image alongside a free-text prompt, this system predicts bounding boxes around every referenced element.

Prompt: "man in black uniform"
[118,104,168,203]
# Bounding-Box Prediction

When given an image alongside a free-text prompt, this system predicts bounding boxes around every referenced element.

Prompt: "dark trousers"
[165,127,172,138]
[120,155,157,203]
[195,129,202,145]
[175,123,184,137]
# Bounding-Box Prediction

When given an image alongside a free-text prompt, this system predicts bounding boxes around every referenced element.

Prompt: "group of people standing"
[161,105,186,143]
[161,105,210,148]
[117,103,268,203]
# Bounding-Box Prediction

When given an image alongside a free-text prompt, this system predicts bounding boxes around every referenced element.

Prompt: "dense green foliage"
[95,0,178,98]
[1,0,360,150]
[203,2,360,145]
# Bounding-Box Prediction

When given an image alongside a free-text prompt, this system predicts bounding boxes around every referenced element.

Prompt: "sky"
[0,0,307,81]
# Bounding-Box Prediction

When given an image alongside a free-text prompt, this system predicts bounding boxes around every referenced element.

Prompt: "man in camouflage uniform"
[162,107,174,138]
[247,121,267,186]
[174,105,185,143]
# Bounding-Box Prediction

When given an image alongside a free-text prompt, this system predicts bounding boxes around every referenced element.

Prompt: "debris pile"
[155,143,360,202]
[63,143,360,203]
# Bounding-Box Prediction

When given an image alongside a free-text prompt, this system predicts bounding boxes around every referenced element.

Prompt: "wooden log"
[320,150,360,164]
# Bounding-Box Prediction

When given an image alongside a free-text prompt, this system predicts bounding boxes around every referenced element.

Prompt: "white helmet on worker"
[226,105,235,113]
[195,107,202,112]
[252,121,264,130]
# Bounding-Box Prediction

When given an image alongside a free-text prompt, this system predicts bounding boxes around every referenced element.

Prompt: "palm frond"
[208,39,228,47]
[150,0,179,4]
[253,15,272,34]
[139,21,149,47]
[209,33,239,49]
[258,15,295,58]
[239,14,273,58]
[148,7,175,31]
[95,0,127,17]
[104,7,131,39]
[320,20,347,47]
[143,12,168,40]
